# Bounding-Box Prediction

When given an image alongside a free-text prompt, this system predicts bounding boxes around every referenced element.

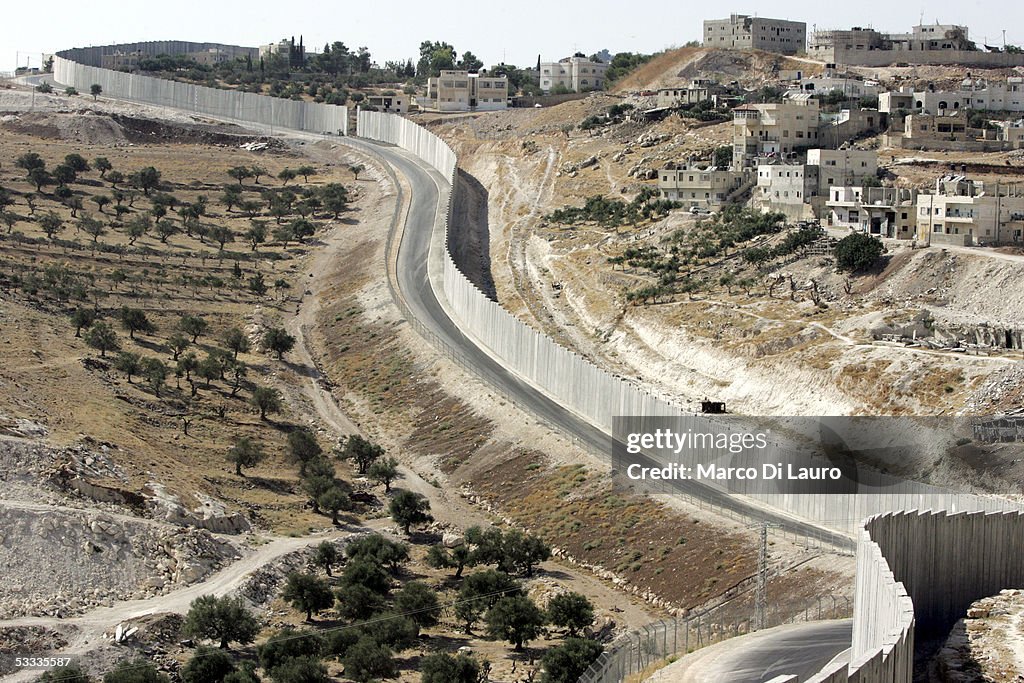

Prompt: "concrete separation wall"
[807,509,1024,682]
[354,109,1019,540]
[53,43,347,136]
[56,41,257,67]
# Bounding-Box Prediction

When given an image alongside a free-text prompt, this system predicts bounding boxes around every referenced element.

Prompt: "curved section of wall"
[355,110,1020,541]
[53,43,347,135]
[810,510,1024,682]
[843,519,915,682]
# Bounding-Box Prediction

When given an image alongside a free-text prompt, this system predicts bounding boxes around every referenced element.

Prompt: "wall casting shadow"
[448,169,497,301]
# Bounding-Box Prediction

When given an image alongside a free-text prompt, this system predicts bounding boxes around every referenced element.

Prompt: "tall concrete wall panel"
[53,46,347,135]
[355,110,1021,542]
[57,42,258,67]
[356,109,688,431]
[815,510,1024,683]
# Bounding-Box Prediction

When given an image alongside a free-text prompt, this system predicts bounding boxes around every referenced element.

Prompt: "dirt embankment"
[935,589,1024,681]
[614,47,824,92]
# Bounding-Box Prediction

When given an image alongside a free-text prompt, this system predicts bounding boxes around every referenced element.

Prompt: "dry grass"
[0,117,354,531]
[473,453,759,609]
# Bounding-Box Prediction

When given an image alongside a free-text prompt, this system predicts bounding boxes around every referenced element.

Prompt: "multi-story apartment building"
[657,164,755,209]
[806,149,877,187]
[703,14,807,55]
[756,164,819,219]
[826,186,918,238]
[423,70,508,111]
[916,176,1024,246]
[756,149,878,219]
[879,78,1024,114]
[732,94,821,167]
[539,56,609,93]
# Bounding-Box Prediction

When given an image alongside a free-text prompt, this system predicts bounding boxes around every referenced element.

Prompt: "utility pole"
[755,523,769,630]
[752,522,780,631]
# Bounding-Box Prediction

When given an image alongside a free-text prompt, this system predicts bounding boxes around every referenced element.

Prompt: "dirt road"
[0,530,352,683]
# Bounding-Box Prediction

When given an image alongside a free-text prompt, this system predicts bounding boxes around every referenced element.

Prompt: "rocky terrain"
[0,506,238,619]
[0,438,240,620]
[936,589,1024,681]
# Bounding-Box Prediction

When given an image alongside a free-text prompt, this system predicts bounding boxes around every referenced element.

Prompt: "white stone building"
[539,56,608,93]
[423,70,508,111]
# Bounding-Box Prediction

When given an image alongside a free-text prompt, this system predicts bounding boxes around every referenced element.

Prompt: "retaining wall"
[53,44,347,135]
[824,48,1024,69]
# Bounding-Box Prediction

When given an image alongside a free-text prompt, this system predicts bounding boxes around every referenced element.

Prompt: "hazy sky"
[2,0,1017,73]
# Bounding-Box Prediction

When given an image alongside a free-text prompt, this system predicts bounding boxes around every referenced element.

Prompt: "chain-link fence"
[578,595,852,683]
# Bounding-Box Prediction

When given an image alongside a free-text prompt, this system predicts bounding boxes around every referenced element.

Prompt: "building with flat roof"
[756,163,818,220]
[260,37,305,67]
[756,148,878,219]
[809,22,1024,67]
[658,164,755,209]
[187,48,233,66]
[539,56,608,93]
[703,14,807,55]
[827,186,918,238]
[100,51,143,70]
[916,176,1024,246]
[903,111,970,141]
[879,78,1024,114]
[423,70,508,111]
[365,94,410,114]
[732,94,821,167]
[787,75,879,100]
[656,79,721,108]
